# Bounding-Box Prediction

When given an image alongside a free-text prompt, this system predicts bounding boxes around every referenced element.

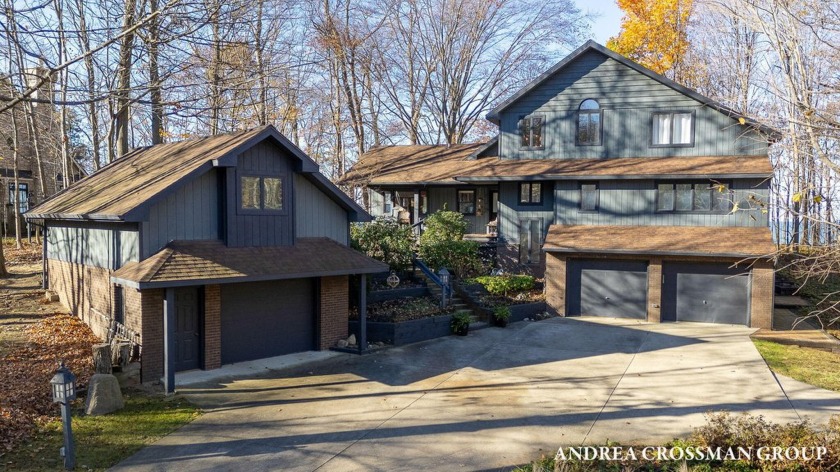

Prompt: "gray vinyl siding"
[427,186,492,234]
[498,49,768,159]
[295,174,350,245]
[226,141,295,247]
[47,221,139,269]
[554,179,770,227]
[498,182,554,244]
[140,169,219,258]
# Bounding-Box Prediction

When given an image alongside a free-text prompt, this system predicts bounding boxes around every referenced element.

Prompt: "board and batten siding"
[294,174,349,244]
[140,169,219,259]
[226,141,294,247]
[497,182,554,244]
[498,49,769,159]
[553,179,770,227]
[47,221,139,270]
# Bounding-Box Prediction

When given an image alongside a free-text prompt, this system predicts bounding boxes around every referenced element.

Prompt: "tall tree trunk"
[148,0,163,144]
[76,0,103,169]
[115,0,138,157]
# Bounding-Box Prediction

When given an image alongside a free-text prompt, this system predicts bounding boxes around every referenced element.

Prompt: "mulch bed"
[0,314,99,452]
[350,296,454,323]
[458,282,545,309]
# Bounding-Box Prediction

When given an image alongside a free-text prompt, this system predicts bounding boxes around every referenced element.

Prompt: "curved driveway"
[115,317,840,471]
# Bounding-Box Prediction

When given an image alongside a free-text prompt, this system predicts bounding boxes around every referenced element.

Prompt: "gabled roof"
[111,237,388,289]
[486,41,779,139]
[543,225,775,259]
[337,143,491,186]
[25,125,369,222]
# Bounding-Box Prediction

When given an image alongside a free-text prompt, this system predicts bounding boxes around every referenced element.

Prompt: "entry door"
[174,287,201,371]
[490,190,499,222]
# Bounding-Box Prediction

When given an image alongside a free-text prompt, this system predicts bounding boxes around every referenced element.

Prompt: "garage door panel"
[663,263,749,325]
[221,279,315,364]
[568,260,648,319]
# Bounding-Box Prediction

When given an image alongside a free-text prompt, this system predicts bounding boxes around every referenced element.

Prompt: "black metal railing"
[413,258,450,308]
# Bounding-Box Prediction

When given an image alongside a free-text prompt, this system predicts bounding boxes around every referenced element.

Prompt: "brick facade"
[204,285,221,370]
[543,253,774,328]
[47,258,115,340]
[319,276,349,349]
[139,289,164,383]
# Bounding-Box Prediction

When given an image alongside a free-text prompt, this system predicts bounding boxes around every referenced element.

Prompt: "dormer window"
[519,115,544,149]
[576,99,602,146]
[240,175,284,212]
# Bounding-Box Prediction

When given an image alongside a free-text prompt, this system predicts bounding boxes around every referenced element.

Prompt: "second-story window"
[240,175,284,212]
[652,112,694,146]
[657,181,730,212]
[519,182,542,205]
[576,99,602,146]
[519,115,544,149]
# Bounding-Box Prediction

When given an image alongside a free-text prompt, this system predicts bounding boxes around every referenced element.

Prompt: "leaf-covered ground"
[350,296,454,322]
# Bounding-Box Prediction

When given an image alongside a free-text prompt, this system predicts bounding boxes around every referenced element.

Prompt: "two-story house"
[25,125,387,392]
[340,41,777,329]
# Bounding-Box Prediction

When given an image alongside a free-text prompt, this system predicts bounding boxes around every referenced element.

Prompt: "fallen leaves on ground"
[0,314,99,452]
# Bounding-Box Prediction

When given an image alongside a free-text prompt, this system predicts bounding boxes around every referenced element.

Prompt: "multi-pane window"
[580,183,599,211]
[519,116,544,149]
[240,175,283,211]
[457,190,476,215]
[8,183,28,214]
[657,182,730,212]
[652,112,693,146]
[577,99,602,146]
[519,182,542,205]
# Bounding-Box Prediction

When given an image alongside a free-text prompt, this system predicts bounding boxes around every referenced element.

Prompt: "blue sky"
[574,0,623,44]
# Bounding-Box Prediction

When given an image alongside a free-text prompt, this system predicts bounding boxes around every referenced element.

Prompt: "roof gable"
[487,41,777,138]
[26,125,369,222]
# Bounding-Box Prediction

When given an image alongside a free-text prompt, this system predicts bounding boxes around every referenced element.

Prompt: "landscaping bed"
[457,275,547,323]
[349,295,456,345]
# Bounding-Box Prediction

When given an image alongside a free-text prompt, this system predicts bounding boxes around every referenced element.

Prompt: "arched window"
[577,99,602,146]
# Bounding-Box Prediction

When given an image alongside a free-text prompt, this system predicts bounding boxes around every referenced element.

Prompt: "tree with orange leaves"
[607,0,694,83]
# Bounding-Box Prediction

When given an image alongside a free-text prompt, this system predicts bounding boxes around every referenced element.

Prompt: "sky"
[574,0,623,44]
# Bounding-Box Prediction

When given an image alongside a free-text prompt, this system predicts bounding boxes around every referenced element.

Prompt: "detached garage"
[544,225,776,329]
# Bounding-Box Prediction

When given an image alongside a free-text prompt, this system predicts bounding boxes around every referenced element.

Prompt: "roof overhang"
[456,173,773,183]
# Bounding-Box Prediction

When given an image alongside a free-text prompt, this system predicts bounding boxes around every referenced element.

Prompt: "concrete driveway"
[115,317,840,471]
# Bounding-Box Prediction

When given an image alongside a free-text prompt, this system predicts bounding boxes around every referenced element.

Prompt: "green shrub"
[419,210,468,246]
[351,217,414,271]
[473,275,535,296]
[418,239,483,278]
[493,305,511,322]
[450,310,472,334]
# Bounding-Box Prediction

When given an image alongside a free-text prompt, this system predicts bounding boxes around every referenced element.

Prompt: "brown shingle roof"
[339,144,773,186]
[543,225,776,258]
[456,155,774,181]
[337,143,490,186]
[27,127,270,220]
[111,238,389,289]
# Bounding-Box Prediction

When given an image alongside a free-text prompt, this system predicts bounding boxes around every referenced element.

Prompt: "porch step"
[414,267,484,322]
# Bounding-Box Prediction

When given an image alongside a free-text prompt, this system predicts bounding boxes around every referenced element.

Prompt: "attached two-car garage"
[564,259,751,326]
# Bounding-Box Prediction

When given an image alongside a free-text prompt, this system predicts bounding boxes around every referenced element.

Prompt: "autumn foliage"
[0,315,99,452]
[607,0,694,80]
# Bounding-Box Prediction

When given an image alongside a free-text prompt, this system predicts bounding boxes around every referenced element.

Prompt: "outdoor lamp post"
[50,362,76,470]
[437,268,451,308]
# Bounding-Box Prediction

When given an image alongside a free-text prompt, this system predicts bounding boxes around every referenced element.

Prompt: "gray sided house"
[340,41,777,329]
[26,125,387,392]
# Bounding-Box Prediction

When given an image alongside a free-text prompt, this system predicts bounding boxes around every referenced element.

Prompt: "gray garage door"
[662,263,750,325]
[221,279,315,364]
[567,259,648,319]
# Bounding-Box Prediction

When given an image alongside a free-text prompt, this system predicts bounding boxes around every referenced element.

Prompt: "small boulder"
[337,339,348,348]
[347,334,356,345]
[84,374,124,416]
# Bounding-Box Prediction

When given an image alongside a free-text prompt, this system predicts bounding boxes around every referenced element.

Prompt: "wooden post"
[163,288,176,394]
[359,274,367,354]
[92,343,112,374]
[413,190,420,225]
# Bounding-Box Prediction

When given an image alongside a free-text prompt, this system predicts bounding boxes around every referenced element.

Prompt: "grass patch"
[2,390,199,471]
[753,339,840,392]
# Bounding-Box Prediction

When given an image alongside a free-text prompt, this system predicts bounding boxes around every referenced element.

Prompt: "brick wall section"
[139,289,164,383]
[750,260,775,329]
[545,253,566,317]
[47,259,113,339]
[319,276,349,349]
[204,285,221,369]
[646,258,662,323]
